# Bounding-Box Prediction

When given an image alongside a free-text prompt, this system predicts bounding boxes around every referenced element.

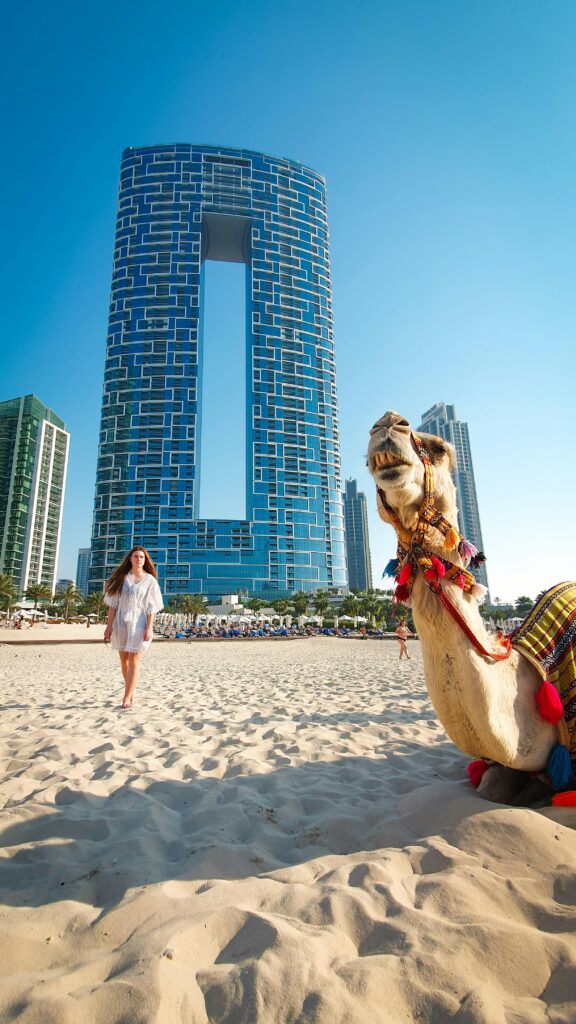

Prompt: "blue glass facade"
[90,145,346,599]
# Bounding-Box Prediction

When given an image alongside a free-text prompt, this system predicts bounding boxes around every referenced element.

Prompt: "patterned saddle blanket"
[511,581,576,759]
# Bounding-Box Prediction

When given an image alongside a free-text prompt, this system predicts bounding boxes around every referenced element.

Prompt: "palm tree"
[376,597,394,629]
[339,594,359,618]
[181,593,208,623]
[291,591,309,617]
[83,591,106,623]
[271,598,291,617]
[25,582,53,610]
[54,583,83,621]
[0,573,19,618]
[246,595,265,615]
[514,595,534,618]
[313,589,330,619]
[358,591,381,627]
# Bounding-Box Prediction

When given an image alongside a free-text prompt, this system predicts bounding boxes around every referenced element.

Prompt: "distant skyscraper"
[0,394,69,592]
[343,478,373,592]
[76,547,91,595]
[417,402,489,591]
[90,144,345,599]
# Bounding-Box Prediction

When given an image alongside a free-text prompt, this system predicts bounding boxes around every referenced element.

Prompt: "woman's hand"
[143,627,153,642]
[104,624,113,642]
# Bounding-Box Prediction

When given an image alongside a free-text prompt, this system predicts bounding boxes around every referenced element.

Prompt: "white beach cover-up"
[104,573,164,653]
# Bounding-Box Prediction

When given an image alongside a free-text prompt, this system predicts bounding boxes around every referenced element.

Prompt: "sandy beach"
[0,635,575,1023]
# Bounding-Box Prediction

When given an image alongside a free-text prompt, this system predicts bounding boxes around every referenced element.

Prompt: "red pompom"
[431,557,446,578]
[395,584,410,602]
[467,759,490,787]
[551,791,576,807]
[535,680,564,725]
[397,563,412,586]
[424,568,436,582]
[454,573,466,589]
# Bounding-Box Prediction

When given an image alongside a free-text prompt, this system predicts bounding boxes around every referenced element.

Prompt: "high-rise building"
[76,547,91,595]
[417,403,489,591]
[90,144,345,599]
[0,394,69,592]
[56,578,74,591]
[343,478,373,591]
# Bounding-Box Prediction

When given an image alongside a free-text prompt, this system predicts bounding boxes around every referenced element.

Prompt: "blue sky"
[3,0,575,602]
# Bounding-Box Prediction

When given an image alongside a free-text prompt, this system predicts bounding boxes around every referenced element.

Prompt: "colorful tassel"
[431,557,446,578]
[383,558,399,578]
[470,551,486,569]
[397,562,412,586]
[467,759,490,787]
[471,584,488,602]
[454,573,466,589]
[394,583,410,603]
[535,680,564,725]
[551,791,576,807]
[458,539,478,567]
[445,527,459,549]
[547,743,572,791]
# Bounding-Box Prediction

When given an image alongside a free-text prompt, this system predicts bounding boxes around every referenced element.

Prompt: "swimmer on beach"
[104,546,163,709]
[395,618,414,659]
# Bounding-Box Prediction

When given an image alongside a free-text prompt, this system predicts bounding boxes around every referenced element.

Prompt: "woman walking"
[395,618,414,659]
[104,546,163,709]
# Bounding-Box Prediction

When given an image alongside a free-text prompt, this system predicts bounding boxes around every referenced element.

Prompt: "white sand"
[0,637,575,1024]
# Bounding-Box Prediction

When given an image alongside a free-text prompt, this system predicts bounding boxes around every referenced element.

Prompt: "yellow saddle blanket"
[512,581,576,759]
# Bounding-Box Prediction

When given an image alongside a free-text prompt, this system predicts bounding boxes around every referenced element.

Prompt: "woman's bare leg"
[119,651,130,686]
[122,652,142,708]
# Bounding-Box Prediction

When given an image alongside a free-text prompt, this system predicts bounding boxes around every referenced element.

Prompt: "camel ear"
[415,432,456,472]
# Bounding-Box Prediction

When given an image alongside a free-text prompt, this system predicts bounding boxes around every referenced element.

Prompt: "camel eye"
[397,419,409,427]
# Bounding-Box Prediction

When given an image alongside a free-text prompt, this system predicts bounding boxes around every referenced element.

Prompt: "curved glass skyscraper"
[90,144,345,599]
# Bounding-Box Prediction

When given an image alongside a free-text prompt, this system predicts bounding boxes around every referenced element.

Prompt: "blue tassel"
[547,743,572,791]
[383,558,399,578]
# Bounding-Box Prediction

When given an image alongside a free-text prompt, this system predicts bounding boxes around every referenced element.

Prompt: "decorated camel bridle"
[377,432,575,796]
[377,433,513,661]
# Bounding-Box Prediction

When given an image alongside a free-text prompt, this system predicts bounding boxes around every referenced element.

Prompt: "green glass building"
[0,395,69,592]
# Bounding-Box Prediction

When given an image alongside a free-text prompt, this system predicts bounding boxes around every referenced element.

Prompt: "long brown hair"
[105,546,158,596]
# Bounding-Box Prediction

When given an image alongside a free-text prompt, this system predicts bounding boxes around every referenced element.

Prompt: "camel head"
[367,411,458,530]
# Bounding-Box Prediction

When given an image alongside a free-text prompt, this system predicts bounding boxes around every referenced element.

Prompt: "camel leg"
[478,764,554,806]
[477,765,533,804]
[508,777,555,807]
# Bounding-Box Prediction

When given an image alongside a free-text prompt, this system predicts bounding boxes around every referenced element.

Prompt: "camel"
[367,411,575,805]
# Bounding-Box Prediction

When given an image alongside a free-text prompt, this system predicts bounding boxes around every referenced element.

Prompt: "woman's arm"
[104,605,116,641]
[143,612,154,642]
